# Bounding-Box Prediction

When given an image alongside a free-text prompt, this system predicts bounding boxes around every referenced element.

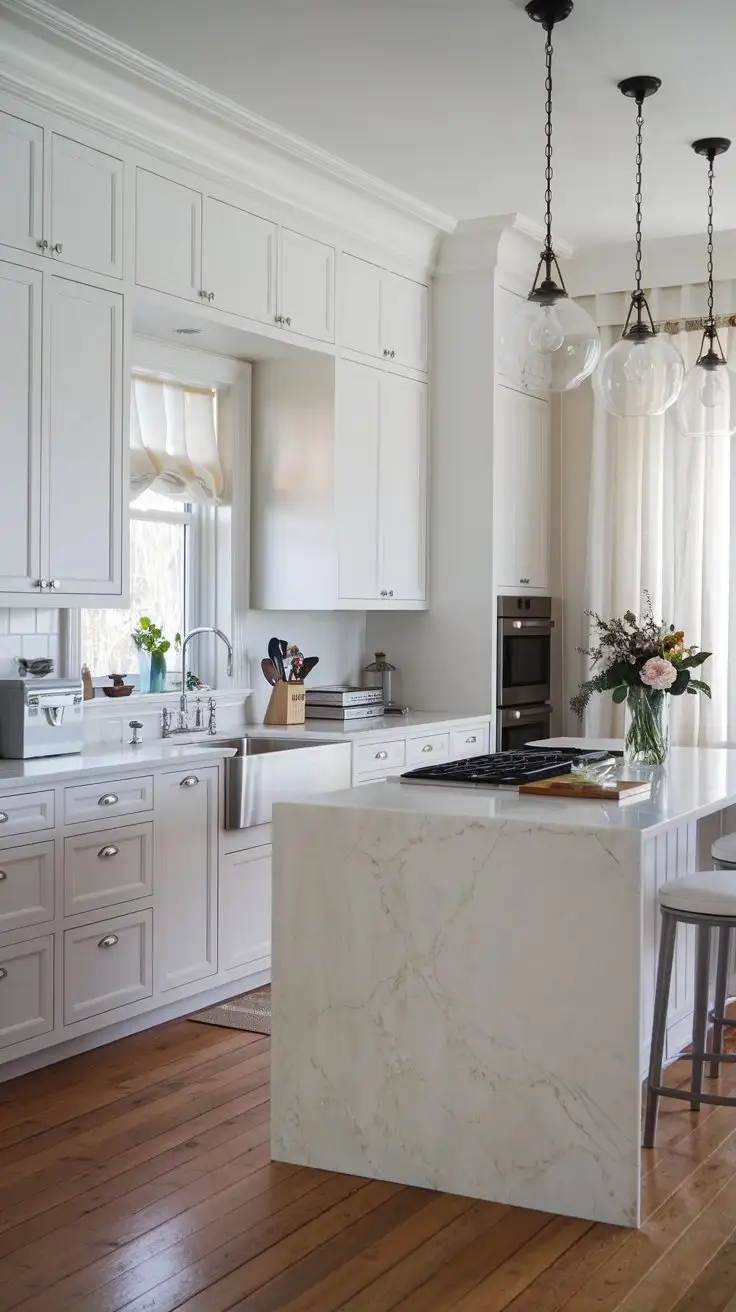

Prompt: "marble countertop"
[0,740,237,790]
[246,710,491,742]
[277,742,736,837]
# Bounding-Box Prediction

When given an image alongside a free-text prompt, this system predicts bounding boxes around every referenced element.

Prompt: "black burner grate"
[401,748,614,789]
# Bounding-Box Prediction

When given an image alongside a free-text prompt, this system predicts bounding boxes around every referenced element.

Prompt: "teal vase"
[149,651,167,693]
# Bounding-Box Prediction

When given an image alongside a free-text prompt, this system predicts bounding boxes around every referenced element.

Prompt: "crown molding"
[0,0,456,237]
[435,212,575,278]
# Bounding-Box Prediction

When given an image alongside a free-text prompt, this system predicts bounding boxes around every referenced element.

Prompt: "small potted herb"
[131,618,181,693]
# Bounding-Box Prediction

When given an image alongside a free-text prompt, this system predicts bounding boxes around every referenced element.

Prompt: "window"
[81,489,193,684]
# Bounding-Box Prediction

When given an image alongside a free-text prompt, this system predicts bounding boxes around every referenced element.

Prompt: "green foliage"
[131,618,182,659]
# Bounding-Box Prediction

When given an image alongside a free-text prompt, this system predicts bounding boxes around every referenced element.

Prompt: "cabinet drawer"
[64,909,152,1025]
[451,725,489,759]
[64,776,153,826]
[354,739,406,775]
[0,934,54,1049]
[0,791,55,839]
[64,822,153,916]
[406,733,450,767]
[0,840,55,933]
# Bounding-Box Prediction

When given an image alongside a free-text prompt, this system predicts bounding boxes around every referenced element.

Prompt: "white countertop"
[0,740,237,790]
[278,742,736,837]
[247,711,490,742]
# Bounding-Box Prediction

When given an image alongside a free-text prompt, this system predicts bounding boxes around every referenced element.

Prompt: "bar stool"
[643,871,736,1148]
[711,835,736,1075]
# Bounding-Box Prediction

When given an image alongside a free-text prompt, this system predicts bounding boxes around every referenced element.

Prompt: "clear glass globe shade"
[593,334,684,417]
[672,360,736,438]
[506,295,601,393]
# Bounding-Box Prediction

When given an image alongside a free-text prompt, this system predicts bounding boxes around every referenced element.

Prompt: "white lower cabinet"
[64,823,154,916]
[64,909,153,1025]
[155,766,218,991]
[0,935,54,1048]
[0,840,55,934]
[220,845,272,973]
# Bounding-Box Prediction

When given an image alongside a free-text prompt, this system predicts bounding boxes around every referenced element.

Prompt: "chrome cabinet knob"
[0,870,7,881]
[388,590,394,597]
[466,735,477,744]
[275,314,284,325]
[51,242,63,255]
[49,580,60,590]
[383,348,390,357]
[0,967,7,980]
[422,744,433,753]
[284,316,291,327]
[97,845,119,860]
[199,289,207,298]
[390,350,396,358]
[36,238,49,251]
[180,775,199,787]
[375,750,388,760]
[514,711,521,720]
[208,291,215,302]
[98,934,119,949]
[0,813,8,824]
[98,793,119,807]
[37,579,50,590]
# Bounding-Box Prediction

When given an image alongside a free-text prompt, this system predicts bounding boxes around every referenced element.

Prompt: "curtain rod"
[657,313,736,334]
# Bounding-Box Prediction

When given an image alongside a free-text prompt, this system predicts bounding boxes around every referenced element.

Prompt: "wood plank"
[450,1217,593,1309]
[672,1233,736,1310]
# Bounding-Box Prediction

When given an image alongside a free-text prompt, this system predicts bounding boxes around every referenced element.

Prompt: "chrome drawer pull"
[98,845,119,860]
[0,967,7,980]
[0,871,7,882]
[422,744,434,753]
[0,813,8,824]
[98,934,119,949]
[375,750,388,761]
[98,793,119,807]
[466,735,477,744]
[180,775,199,787]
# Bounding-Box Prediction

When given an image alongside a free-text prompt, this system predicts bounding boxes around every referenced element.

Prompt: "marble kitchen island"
[271,745,736,1228]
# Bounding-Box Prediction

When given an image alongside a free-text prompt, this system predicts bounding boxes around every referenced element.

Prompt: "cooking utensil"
[300,656,319,681]
[267,637,285,682]
[261,658,279,686]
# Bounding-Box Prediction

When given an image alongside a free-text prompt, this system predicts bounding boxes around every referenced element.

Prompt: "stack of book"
[305,686,384,721]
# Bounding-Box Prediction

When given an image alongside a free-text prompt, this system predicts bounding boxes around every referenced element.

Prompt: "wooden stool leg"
[709,926,731,1080]
[644,911,677,1149]
[691,924,712,1111]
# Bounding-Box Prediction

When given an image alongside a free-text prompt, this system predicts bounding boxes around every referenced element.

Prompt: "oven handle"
[500,619,555,635]
[499,705,553,726]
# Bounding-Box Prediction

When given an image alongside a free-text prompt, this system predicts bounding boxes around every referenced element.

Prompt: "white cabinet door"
[0,111,44,256]
[43,277,124,598]
[494,385,551,591]
[379,373,427,602]
[202,197,277,324]
[0,260,42,596]
[155,766,218,991]
[338,254,381,357]
[64,910,152,1024]
[335,360,381,601]
[48,134,123,279]
[219,844,272,972]
[135,168,202,302]
[381,272,428,371]
[278,227,335,342]
[0,935,54,1048]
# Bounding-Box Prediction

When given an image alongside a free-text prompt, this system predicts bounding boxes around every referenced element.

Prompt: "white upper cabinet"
[0,111,43,256]
[494,384,551,592]
[339,255,428,371]
[44,277,124,598]
[336,360,427,604]
[202,197,277,323]
[278,227,335,342]
[495,283,548,399]
[135,168,202,302]
[48,134,123,279]
[0,260,42,595]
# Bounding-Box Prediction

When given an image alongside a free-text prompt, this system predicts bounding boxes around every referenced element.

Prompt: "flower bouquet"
[570,594,712,765]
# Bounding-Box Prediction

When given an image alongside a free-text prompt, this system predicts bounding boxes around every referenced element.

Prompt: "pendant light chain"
[634,95,644,298]
[706,151,715,329]
[543,23,554,255]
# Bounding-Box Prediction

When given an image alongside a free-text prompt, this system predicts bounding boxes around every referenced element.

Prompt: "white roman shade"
[130,376,223,504]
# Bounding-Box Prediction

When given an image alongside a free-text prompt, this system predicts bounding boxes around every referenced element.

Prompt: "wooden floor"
[2,1023,736,1312]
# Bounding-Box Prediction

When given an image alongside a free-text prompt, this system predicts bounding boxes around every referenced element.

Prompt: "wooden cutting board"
[519,774,651,803]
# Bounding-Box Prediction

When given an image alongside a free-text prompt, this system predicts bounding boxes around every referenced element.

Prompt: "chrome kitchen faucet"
[161,627,233,738]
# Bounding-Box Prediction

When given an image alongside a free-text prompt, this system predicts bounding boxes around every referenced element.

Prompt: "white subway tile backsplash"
[0,612,9,635]
[9,609,36,635]
[36,610,59,635]
[21,635,50,659]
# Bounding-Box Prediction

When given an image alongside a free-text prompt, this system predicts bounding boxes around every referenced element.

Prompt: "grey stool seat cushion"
[712,833,736,867]
[659,871,736,917]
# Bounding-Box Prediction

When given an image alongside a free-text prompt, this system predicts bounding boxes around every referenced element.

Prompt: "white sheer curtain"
[130,376,223,503]
[561,290,735,747]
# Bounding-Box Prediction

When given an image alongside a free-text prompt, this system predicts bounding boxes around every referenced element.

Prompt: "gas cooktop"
[400,747,617,790]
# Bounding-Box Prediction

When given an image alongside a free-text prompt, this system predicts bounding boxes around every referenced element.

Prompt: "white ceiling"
[43,0,736,247]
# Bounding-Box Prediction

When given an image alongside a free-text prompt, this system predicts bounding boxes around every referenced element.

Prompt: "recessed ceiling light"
[173,327,201,335]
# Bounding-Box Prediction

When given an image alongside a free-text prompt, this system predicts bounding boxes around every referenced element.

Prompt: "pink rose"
[640,656,677,691]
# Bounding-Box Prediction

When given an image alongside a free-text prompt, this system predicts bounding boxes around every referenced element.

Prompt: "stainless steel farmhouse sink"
[199,735,352,829]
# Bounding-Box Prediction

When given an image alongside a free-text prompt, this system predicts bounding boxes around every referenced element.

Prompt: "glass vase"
[625,687,669,766]
[148,652,167,694]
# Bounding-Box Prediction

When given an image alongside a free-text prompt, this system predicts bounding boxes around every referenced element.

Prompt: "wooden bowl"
[102,684,134,698]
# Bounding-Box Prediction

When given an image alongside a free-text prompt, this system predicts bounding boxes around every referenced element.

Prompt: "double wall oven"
[496,596,553,750]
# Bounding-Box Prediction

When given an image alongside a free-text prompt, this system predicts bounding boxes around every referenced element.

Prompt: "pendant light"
[673,138,736,438]
[511,0,601,393]
[594,78,684,417]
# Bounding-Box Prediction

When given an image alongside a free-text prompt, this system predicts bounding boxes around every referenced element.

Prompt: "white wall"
[243,610,366,722]
[0,610,61,677]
